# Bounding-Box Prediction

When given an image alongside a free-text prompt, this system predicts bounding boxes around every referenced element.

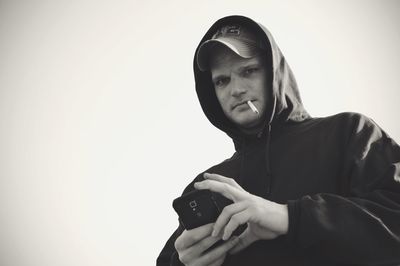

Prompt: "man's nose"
[230,77,247,97]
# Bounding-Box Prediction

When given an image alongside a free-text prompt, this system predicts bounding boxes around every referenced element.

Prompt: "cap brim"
[196,38,258,71]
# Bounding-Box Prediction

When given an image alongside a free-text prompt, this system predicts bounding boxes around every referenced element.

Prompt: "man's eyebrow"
[238,62,261,72]
[211,61,264,81]
[211,73,228,82]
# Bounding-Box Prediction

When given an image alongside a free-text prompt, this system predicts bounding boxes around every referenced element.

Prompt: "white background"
[0,1,399,265]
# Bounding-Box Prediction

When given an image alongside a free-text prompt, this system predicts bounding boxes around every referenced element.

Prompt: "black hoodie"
[157,15,400,266]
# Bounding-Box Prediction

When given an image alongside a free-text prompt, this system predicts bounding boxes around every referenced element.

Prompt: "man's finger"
[194,179,246,201]
[207,256,226,266]
[197,236,239,265]
[212,201,248,237]
[229,228,257,255]
[222,210,250,240]
[180,235,220,262]
[174,223,214,250]
[203,173,244,191]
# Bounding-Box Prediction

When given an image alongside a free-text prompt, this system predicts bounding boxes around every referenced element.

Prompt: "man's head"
[196,24,269,133]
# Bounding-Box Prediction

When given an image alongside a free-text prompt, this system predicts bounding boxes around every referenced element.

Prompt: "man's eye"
[214,77,229,87]
[244,68,258,76]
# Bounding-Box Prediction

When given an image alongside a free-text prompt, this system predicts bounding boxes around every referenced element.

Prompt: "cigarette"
[247,100,259,115]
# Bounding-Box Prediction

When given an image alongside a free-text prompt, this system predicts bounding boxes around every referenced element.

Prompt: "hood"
[193,15,310,146]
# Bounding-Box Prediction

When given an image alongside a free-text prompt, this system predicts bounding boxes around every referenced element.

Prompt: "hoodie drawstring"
[265,123,272,195]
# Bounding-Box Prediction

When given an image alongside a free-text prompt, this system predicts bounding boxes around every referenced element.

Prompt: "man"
[157,15,400,266]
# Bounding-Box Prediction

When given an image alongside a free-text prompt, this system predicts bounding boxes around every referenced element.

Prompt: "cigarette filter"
[247,100,259,115]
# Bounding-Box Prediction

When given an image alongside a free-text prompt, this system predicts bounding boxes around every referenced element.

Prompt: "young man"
[157,15,400,266]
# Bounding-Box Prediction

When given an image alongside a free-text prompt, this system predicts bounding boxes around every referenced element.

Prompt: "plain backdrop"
[0,0,399,265]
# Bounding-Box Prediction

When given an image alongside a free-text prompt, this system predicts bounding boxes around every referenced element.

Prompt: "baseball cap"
[196,24,264,71]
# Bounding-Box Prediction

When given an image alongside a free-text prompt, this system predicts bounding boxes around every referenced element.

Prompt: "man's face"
[209,46,269,131]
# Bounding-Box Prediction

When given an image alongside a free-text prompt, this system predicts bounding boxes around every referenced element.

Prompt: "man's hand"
[194,173,289,254]
[174,223,240,266]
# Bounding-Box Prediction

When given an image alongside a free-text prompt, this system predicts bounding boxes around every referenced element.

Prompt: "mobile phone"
[173,189,247,251]
[172,189,225,230]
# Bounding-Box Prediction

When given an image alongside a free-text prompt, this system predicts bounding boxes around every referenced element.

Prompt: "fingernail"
[203,173,210,179]
[211,228,217,237]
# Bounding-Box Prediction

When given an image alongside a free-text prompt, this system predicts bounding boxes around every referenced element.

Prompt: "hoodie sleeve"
[156,225,185,266]
[156,177,201,266]
[287,114,400,265]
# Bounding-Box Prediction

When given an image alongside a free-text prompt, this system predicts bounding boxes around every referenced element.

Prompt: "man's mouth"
[233,100,252,110]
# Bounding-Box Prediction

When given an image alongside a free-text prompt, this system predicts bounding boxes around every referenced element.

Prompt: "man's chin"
[234,118,265,134]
